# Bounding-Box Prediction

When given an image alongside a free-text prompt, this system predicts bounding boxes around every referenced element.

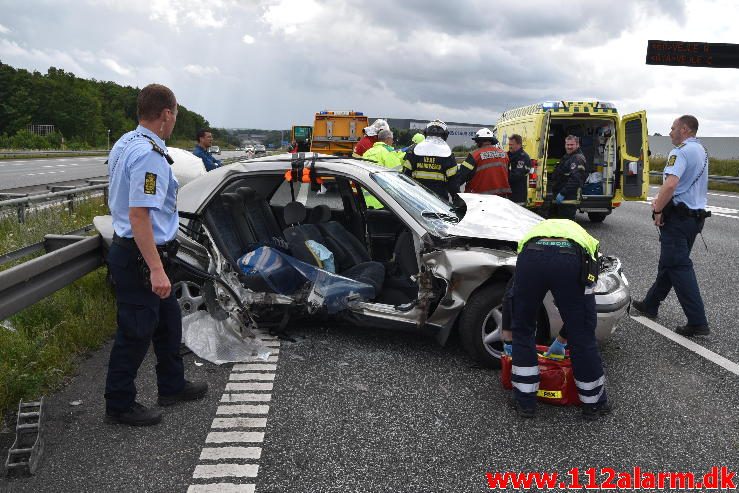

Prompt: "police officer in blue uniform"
[511,219,609,420]
[105,84,207,426]
[633,115,710,337]
[193,128,222,172]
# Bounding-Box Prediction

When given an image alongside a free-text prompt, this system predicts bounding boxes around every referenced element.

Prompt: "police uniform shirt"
[108,125,179,244]
[663,137,708,210]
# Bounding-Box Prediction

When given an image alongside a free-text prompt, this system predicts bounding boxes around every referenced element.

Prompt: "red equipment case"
[501,345,580,406]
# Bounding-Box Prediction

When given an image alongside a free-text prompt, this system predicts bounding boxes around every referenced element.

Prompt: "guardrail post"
[67,194,74,213]
[17,204,26,223]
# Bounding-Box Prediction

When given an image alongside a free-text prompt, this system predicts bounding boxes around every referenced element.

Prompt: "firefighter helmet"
[424,120,449,140]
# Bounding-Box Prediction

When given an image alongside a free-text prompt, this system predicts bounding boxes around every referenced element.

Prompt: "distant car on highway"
[209,146,221,155]
[95,154,631,368]
[254,144,266,157]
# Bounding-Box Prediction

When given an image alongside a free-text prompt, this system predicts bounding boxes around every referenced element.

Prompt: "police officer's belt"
[113,233,178,254]
[672,202,711,219]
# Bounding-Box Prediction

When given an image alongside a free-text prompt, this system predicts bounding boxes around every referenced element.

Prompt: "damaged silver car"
[96,154,630,368]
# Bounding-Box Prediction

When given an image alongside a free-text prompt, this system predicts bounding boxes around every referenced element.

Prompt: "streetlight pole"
[107,129,111,150]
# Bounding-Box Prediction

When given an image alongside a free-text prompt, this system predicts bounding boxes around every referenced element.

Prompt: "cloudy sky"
[1,0,738,135]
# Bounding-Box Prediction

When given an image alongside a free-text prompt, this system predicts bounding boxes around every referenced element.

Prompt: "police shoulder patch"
[144,172,157,195]
[667,155,677,167]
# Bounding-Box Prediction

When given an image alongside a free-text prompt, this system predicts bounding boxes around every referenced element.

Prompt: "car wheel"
[459,283,506,369]
[587,212,608,223]
[459,282,551,368]
[174,281,206,316]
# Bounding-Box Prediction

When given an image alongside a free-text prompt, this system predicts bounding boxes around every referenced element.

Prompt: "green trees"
[0,61,210,149]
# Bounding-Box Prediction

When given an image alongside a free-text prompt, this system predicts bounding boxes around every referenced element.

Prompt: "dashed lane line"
[225,382,274,391]
[630,315,739,377]
[188,334,281,492]
[200,447,262,460]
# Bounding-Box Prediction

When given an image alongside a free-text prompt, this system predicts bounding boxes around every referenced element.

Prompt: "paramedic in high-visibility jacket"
[510,219,610,420]
[402,120,459,201]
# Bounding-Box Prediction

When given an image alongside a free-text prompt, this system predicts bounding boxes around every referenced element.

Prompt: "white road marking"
[193,464,259,478]
[221,393,272,402]
[206,431,265,443]
[211,417,268,428]
[261,340,281,348]
[642,197,738,219]
[232,363,277,371]
[225,382,273,392]
[188,484,255,493]
[631,315,739,377]
[230,373,275,381]
[191,334,279,492]
[216,405,270,415]
[200,447,262,460]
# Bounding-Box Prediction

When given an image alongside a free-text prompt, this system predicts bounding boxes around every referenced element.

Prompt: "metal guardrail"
[0,235,104,321]
[649,171,738,184]
[0,225,96,267]
[0,181,108,222]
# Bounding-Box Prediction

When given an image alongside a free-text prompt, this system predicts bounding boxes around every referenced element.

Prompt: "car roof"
[177,153,384,214]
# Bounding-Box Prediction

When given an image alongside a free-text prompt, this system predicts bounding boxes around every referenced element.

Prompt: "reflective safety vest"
[518,219,599,260]
[362,142,404,170]
[460,145,511,196]
[402,152,458,199]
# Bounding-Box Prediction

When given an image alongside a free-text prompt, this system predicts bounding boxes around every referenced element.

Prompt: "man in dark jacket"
[550,135,587,219]
[507,134,531,205]
[402,120,459,201]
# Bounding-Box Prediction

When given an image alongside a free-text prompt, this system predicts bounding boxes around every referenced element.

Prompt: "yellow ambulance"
[495,101,649,222]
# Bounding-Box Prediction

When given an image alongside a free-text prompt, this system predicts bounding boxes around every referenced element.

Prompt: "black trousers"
[511,244,606,408]
[104,243,185,412]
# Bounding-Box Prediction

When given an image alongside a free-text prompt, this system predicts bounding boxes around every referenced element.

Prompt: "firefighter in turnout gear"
[550,135,588,219]
[510,219,610,420]
[402,120,459,201]
[458,128,511,197]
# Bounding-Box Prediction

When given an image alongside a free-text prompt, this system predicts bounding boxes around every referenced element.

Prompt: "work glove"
[503,342,513,357]
[555,193,566,204]
[544,338,567,358]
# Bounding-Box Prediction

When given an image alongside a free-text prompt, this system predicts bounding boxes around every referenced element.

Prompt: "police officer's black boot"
[105,402,163,426]
[158,380,208,406]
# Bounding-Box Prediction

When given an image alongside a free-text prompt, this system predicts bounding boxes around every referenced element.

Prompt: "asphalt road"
[1,188,738,492]
[0,150,246,192]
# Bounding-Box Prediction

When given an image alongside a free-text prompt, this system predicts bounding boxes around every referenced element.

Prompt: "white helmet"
[424,119,449,139]
[473,128,495,140]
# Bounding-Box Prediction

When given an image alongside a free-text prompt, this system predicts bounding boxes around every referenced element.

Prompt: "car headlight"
[594,273,620,294]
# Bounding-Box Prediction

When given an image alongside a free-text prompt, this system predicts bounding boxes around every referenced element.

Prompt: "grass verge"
[0,269,116,425]
[1,195,115,424]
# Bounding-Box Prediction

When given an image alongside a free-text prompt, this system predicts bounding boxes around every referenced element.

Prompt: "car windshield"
[372,172,460,237]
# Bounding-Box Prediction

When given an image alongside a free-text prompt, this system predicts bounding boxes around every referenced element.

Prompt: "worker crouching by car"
[510,219,610,420]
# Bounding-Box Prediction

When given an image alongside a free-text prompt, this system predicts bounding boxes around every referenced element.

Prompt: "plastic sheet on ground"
[182,311,272,365]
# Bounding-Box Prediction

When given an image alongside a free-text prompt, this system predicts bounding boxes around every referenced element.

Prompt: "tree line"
[0,61,210,149]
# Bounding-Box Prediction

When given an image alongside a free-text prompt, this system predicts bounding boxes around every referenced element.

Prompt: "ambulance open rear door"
[536,110,552,205]
[619,110,649,201]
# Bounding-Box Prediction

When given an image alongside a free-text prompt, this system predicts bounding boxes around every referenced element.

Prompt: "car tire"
[587,212,608,223]
[458,282,506,369]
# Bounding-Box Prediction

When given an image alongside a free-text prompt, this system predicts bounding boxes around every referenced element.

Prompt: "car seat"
[282,202,384,297]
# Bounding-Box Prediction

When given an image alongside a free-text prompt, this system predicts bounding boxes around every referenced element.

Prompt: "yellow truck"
[310,111,368,156]
[495,100,649,222]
